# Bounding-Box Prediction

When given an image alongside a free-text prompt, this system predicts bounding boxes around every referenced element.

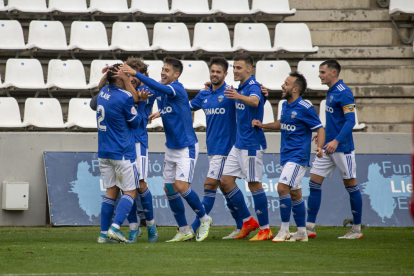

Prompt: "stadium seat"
[87,59,123,90]
[389,0,414,14]
[389,0,414,44]
[211,0,253,15]
[144,60,164,82]
[277,99,313,120]
[0,0,7,12]
[225,61,240,88]
[233,23,273,53]
[89,0,129,15]
[319,100,365,130]
[0,20,27,52]
[262,101,275,124]
[6,0,48,13]
[130,0,172,15]
[172,0,212,16]
[180,61,210,90]
[297,61,328,91]
[273,23,319,54]
[151,23,192,53]
[353,107,366,130]
[251,0,296,17]
[110,22,151,53]
[192,23,233,53]
[3,59,46,90]
[193,109,207,129]
[255,60,291,91]
[26,21,69,52]
[68,21,110,54]
[46,60,88,91]
[0,97,27,128]
[48,0,89,14]
[146,100,163,129]
[23,98,65,128]
[65,98,97,129]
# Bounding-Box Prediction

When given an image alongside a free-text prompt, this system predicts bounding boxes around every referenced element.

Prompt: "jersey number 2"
[97,105,107,131]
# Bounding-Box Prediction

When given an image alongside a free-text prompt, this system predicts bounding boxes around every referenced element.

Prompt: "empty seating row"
[2,0,295,18]
[0,97,365,130]
[0,59,328,93]
[0,20,318,57]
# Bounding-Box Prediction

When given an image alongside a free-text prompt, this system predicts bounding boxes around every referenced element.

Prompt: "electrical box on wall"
[2,182,29,210]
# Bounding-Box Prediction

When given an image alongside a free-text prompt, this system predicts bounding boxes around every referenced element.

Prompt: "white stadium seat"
[251,0,296,16]
[23,98,65,128]
[319,100,365,130]
[0,0,7,12]
[4,59,46,90]
[6,0,48,13]
[88,59,123,90]
[193,109,207,129]
[89,0,129,14]
[46,60,88,90]
[146,100,164,129]
[130,0,172,15]
[151,23,192,53]
[26,21,69,52]
[211,0,253,15]
[225,61,240,88]
[297,61,328,91]
[233,23,273,52]
[389,0,414,14]
[65,98,97,129]
[180,61,210,90]
[255,60,291,91]
[110,22,151,52]
[0,97,27,128]
[144,60,164,81]
[273,23,319,54]
[262,101,275,124]
[353,107,366,130]
[172,0,212,15]
[0,20,26,51]
[68,21,110,52]
[277,99,313,121]
[192,23,233,53]
[48,0,89,14]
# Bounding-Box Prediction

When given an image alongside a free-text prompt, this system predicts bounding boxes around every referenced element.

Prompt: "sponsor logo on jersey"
[131,106,137,115]
[218,95,224,102]
[204,108,226,115]
[329,95,333,103]
[236,102,245,110]
[204,99,208,103]
[343,104,355,114]
[159,106,173,115]
[291,111,297,119]
[325,105,334,113]
[281,123,296,131]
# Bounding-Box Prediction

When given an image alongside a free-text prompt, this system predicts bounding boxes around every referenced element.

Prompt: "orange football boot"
[234,217,259,239]
[249,228,273,241]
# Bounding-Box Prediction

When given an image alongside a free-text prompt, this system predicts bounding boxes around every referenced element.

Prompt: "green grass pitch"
[0,226,413,275]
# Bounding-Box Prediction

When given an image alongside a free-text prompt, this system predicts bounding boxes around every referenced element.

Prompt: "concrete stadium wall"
[0,132,411,226]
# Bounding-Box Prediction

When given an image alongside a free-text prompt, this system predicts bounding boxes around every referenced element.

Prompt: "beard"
[282,89,293,100]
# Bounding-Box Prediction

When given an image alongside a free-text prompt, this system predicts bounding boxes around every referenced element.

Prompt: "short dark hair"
[290,71,307,96]
[233,53,254,67]
[163,57,183,76]
[106,63,123,85]
[126,56,148,75]
[320,59,341,76]
[210,57,229,72]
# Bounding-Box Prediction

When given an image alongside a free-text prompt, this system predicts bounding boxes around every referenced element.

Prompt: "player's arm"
[112,68,141,103]
[252,119,280,130]
[189,92,203,111]
[123,96,143,129]
[261,84,269,103]
[315,127,326,158]
[224,85,260,107]
[90,93,98,111]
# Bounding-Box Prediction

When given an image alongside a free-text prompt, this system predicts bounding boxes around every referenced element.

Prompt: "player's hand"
[260,84,269,98]
[148,112,160,124]
[312,134,319,145]
[324,139,339,155]
[137,88,152,102]
[113,67,129,81]
[101,66,110,74]
[120,64,137,77]
[224,85,240,100]
[252,119,264,128]
[204,81,211,90]
[315,147,323,158]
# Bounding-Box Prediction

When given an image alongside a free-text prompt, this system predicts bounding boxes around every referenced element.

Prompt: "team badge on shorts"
[131,106,137,115]
[291,111,297,119]
[218,95,224,102]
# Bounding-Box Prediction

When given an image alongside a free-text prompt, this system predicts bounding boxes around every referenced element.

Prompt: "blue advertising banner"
[44,152,413,227]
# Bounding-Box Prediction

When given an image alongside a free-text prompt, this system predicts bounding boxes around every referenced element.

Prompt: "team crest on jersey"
[240,90,244,95]
[218,95,224,102]
[291,111,297,119]
[131,106,137,115]
[329,95,333,103]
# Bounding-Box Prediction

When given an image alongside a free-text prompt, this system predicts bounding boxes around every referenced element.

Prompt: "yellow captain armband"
[343,104,355,114]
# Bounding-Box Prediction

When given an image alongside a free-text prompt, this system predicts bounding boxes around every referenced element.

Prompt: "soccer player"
[96,64,151,243]
[306,59,363,239]
[121,58,213,242]
[252,72,325,242]
[219,53,272,241]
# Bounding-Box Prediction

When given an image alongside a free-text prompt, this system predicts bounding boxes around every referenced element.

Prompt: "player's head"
[209,57,228,87]
[281,71,307,100]
[106,63,124,87]
[126,56,148,88]
[319,59,341,87]
[233,53,254,83]
[161,57,183,85]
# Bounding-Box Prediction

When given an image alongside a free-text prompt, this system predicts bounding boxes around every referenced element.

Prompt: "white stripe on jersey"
[249,80,255,85]
[119,89,132,97]
[337,84,346,91]
[311,123,323,130]
[167,85,177,96]
[299,100,312,109]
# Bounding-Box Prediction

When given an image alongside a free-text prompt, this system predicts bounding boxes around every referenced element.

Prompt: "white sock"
[101,231,108,235]
[179,225,189,233]
[281,222,289,232]
[200,214,210,223]
[352,223,361,232]
[146,219,155,226]
[242,216,252,223]
[129,223,138,231]
[297,227,306,234]
[306,222,315,229]
[112,223,120,230]
[259,224,269,230]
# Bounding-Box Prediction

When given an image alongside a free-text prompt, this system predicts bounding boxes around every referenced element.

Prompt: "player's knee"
[204,179,219,191]
[123,189,137,199]
[277,183,290,196]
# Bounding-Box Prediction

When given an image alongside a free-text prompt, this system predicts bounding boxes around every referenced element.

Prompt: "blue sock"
[127,199,138,224]
[191,189,216,231]
[140,188,154,221]
[252,189,269,227]
[167,192,187,227]
[292,198,306,227]
[181,188,206,218]
[225,196,243,229]
[101,197,116,232]
[307,180,322,223]
[113,194,134,227]
[227,186,251,220]
[346,185,363,225]
[280,194,292,223]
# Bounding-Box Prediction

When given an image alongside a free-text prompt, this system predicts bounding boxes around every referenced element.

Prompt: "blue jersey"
[325,80,355,152]
[155,80,198,149]
[97,85,143,160]
[133,84,156,149]
[235,75,267,151]
[190,82,236,156]
[280,97,323,166]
